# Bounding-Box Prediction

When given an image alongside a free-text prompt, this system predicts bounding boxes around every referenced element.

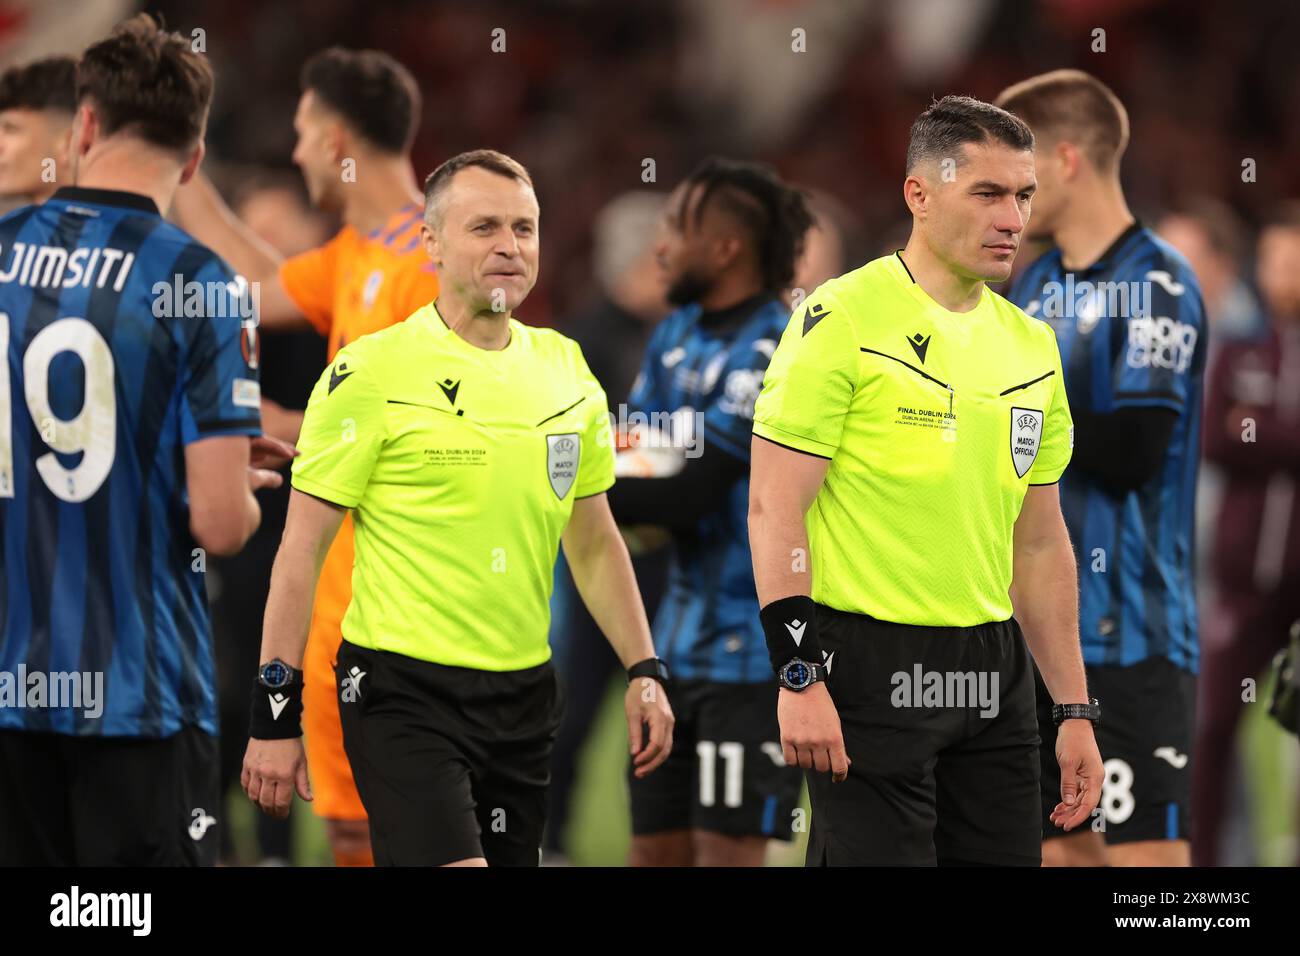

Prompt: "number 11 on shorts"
[697,740,744,808]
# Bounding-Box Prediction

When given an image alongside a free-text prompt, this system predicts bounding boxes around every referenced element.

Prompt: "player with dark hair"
[173,46,439,866]
[0,56,77,205]
[606,157,812,866]
[0,14,286,865]
[750,95,1102,865]
[997,69,1208,867]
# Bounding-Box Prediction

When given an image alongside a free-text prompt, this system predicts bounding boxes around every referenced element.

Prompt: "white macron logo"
[268,693,288,720]
[785,619,806,646]
[1152,746,1189,769]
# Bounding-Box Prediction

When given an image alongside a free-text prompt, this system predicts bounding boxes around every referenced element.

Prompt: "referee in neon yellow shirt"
[240,150,674,866]
[749,96,1104,865]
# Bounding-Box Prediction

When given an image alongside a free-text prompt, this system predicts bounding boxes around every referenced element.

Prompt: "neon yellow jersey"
[291,302,616,670]
[753,253,1073,627]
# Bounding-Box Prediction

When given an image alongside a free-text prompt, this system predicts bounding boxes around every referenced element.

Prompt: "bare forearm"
[1011,537,1087,703]
[259,532,330,668]
[750,497,812,606]
[564,523,655,668]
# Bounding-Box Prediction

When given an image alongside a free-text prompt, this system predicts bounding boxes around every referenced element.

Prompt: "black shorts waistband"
[338,638,556,699]
[815,604,1021,642]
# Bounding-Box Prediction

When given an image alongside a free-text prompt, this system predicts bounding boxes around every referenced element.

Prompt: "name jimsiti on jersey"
[0,240,136,292]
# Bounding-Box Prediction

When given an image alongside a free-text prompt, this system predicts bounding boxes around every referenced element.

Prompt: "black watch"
[1052,697,1100,726]
[257,658,300,690]
[778,658,826,692]
[627,657,671,686]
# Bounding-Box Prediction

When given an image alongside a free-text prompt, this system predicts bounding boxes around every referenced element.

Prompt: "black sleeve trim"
[195,417,261,434]
[292,487,349,510]
[752,433,832,460]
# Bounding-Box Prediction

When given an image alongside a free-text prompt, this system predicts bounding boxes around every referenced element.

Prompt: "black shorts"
[1036,656,1194,844]
[807,606,1041,866]
[0,726,219,866]
[629,678,802,840]
[337,640,564,866]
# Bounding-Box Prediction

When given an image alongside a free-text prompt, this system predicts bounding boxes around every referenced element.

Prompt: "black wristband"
[760,596,823,675]
[627,657,671,686]
[249,674,304,740]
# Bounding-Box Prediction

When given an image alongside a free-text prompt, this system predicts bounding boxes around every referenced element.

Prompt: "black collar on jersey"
[1072,218,1143,274]
[51,186,159,216]
[698,291,774,330]
[895,250,916,282]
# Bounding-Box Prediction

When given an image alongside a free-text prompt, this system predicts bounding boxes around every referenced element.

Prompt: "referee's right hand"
[779,684,851,782]
[242,737,313,820]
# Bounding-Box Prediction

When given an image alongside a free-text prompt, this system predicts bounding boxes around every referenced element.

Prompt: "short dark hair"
[300,48,420,154]
[905,95,1034,174]
[0,56,77,114]
[423,149,533,228]
[995,70,1129,173]
[76,13,213,153]
[680,156,814,293]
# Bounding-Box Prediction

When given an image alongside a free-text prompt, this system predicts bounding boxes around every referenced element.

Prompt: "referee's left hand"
[242,737,313,820]
[1049,720,1103,831]
[626,678,674,778]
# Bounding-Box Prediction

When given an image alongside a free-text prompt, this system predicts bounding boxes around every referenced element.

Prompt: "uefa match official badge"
[546,433,580,499]
[1010,407,1043,478]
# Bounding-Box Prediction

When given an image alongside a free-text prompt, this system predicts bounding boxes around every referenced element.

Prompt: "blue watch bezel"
[779,658,822,691]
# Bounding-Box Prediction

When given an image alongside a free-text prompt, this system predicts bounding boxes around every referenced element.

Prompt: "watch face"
[261,661,290,688]
[783,661,811,689]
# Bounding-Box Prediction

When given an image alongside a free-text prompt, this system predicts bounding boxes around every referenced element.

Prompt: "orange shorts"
[303,618,366,821]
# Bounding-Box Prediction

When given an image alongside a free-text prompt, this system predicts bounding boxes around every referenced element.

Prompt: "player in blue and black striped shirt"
[607,159,812,866]
[0,15,286,865]
[999,70,1207,866]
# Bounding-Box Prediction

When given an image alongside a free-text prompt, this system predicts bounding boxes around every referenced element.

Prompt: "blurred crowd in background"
[1,0,1294,865]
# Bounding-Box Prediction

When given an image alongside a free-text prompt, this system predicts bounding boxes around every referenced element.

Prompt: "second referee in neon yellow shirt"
[749,97,1104,866]
[240,150,674,866]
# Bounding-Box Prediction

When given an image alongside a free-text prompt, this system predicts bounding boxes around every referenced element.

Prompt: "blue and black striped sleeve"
[1108,256,1206,413]
[176,252,262,443]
